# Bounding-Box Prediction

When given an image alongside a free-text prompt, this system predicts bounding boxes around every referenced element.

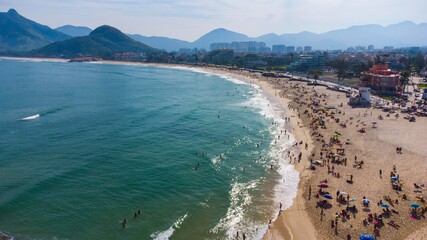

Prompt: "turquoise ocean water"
[0,59,299,240]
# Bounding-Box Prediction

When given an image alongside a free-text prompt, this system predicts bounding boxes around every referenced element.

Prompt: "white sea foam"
[161,67,300,239]
[151,213,188,240]
[211,179,263,239]
[20,114,40,121]
[216,71,300,239]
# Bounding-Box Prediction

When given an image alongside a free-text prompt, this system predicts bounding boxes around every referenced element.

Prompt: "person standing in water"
[122,218,127,229]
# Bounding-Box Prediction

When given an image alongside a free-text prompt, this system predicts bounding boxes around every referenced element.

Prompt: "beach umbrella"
[380,203,390,208]
[359,234,375,240]
[391,176,399,182]
[362,199,371,204]
[351,198,356,202]
[372,220,379,225]
[410,203,420,208]
[323,194,333,199]
[339,191,348,195]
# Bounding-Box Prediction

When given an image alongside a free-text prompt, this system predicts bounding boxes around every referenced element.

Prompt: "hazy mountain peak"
[90,25,121,35]
[393,20,416,26]
[0,8,71,52]
[259,33,280,38]
[33,24,161,58]
[7,8,19,15]
[212,28,228,32]
[56,25,92,37]
[192,28,250,49]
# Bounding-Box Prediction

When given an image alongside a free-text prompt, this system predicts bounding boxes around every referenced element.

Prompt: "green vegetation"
[381,96,394,101]
[31,25,162,58]
[418,84,427,89]
[0,9,70,52]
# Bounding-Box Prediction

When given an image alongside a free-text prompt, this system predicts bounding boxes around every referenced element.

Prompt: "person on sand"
[320,208,324,221]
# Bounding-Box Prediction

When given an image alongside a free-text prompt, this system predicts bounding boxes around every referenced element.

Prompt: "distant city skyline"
[1,0,426,41]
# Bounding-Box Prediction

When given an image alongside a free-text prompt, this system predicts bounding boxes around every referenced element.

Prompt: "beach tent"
[359,234,375,240]
[410,203,420,208]
[380,203,390,208]
[323,194,333,199]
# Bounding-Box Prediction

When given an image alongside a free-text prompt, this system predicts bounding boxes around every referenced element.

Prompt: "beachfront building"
[205,49,234,65]
[286,46,295,53]
[230,41,266,53]
[288,54,325,71]
[272,45,286,53]
[361,64,400,95]
[210,43,230,51]
[304,46,313,52]
[383,46,394,52]
[211,41,269,53]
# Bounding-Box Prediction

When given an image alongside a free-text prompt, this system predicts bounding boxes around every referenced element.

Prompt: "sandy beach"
[200,66,427,240]
[4,57,427,239]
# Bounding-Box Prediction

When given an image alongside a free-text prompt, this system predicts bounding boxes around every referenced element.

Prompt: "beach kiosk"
[359,87,371,103]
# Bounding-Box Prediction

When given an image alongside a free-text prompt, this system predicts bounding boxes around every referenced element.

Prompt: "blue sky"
[1,0,426,41]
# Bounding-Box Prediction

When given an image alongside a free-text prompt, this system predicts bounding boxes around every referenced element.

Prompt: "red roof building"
[361,64,400,95]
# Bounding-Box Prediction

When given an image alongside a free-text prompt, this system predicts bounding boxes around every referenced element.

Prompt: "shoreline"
[201,67,318,240]
[3,57,427,239]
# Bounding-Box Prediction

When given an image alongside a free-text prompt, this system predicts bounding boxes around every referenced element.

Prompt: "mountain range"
[55,25,92,37]
[56,22,427,52]
[0,9,70,52]
[1,8,427,54]
[32,25,161,58]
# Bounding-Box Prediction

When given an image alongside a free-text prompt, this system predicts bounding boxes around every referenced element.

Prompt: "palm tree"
[314,73,319,84]
[399,69,410,94]
[335,59,347,83]
[308,69,322,84]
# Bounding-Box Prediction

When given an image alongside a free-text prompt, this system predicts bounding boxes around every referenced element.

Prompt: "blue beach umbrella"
[380,203,390,208]
[391,176,399,182]
[323,194,333,199]
[359,234,375,240]
[362,199,370,204]
[410,203,420,208]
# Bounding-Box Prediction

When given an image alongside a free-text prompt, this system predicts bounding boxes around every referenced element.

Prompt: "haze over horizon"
[1,0,427,42]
